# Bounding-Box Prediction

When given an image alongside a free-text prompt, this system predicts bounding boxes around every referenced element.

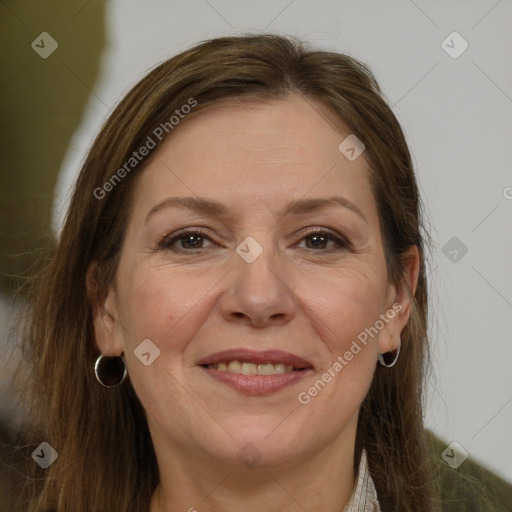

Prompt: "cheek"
[114,262,228,430]
[292,270,383,430]
[116,262,225,349]
[296,260,387,359]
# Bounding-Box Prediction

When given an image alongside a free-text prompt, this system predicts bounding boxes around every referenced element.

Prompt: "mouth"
[197,349,314,396]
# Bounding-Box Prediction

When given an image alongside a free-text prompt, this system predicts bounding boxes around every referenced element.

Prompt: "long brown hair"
[17,34,434,511]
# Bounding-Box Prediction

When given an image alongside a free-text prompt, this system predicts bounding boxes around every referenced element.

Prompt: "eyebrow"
[145,195,368,224]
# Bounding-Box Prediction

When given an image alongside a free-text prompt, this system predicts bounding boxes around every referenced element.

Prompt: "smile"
[198,349,313,395]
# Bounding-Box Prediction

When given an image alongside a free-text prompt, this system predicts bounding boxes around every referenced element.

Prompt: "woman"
[21,34,434,511]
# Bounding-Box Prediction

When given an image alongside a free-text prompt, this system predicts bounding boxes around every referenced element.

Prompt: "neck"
[149,419,358,512]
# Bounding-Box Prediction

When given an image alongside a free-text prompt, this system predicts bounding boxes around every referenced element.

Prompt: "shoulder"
[426,429,512,511]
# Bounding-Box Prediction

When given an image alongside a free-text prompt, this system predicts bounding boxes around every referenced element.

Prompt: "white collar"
[343,449,381,512]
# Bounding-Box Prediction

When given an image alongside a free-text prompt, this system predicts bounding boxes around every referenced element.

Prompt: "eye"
[296,229,349,251]
[157,227,349,254]
[158,229,217,252]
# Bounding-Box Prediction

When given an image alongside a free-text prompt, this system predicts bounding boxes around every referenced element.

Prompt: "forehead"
[131,95,375,221]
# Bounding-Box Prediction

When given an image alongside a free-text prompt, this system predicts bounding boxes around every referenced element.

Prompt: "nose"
[220,247,296,328]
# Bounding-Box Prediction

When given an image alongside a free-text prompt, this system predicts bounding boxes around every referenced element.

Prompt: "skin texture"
[92,95,419,512]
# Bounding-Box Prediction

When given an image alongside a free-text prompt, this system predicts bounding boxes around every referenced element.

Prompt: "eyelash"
[157,228,350,254]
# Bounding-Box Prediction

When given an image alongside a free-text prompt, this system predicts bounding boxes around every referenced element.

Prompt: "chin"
[196,419,311,469]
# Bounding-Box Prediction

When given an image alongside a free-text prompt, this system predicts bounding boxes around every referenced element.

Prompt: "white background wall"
[53,0,512,482]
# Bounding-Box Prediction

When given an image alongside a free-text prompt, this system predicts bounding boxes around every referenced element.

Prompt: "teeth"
[257,363,274,375]
[209,360,296,375]
[241,362,258,375]
[227,360,241,373]
[274,363,286,374]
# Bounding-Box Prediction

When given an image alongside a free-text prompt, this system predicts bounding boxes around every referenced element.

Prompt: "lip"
[197,349,314,396]
[196,349,313,369]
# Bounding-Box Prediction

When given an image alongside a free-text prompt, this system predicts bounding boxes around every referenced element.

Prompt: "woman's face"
[94,95,413,469]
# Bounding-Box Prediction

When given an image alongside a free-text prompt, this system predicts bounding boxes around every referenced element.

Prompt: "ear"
[86,263,124,356]
[378,245,420,354]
